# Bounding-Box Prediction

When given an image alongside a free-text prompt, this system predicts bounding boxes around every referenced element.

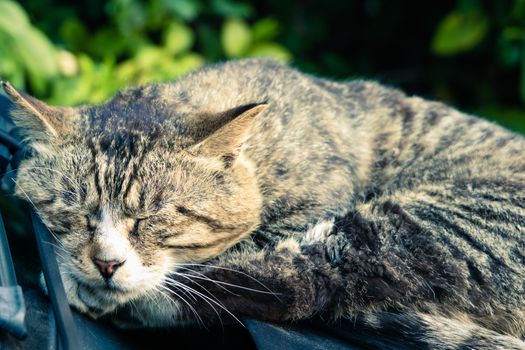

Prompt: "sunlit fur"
[4,58,525,348]
[7,79,264,317]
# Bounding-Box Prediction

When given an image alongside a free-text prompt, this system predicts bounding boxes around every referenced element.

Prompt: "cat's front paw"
[300,219,348,265]
[301,219,335,245]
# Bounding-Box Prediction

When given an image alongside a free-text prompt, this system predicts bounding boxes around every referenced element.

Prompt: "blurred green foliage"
[0,0,292,105]
[0,0,524,133]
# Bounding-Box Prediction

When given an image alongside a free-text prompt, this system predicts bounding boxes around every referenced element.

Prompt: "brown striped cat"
[3,58,525,349]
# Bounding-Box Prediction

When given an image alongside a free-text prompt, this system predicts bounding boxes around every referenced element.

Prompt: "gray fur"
[3,59,525,349]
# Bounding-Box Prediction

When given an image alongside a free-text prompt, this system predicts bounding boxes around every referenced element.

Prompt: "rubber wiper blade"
[32,211,80,350]
[0,209,27,339]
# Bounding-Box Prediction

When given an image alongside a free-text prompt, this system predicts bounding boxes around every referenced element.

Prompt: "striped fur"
[3,59,525,348]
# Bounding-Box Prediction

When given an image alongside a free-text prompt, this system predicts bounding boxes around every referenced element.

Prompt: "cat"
[2,58,525,349]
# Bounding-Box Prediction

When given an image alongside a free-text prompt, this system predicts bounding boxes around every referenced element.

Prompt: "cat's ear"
[190,103,267,162]
[1,81,78,144]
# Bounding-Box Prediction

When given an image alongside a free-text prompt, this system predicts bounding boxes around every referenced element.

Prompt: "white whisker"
[177,263,280,300]
[163,279,223,328]
[164,279,244,327]
[164,276,223,306]
[43,241,68,255]
[170,271,237,297]
[156,283,204,327]
[175,268,279,296]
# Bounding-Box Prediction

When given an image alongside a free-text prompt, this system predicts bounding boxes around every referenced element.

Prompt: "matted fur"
[3,59,525,349]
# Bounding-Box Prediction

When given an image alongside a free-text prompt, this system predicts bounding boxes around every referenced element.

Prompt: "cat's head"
[2,81,264,314]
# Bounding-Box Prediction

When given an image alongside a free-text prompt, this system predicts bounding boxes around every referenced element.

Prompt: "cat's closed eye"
[85,216,96,237]
[130,219,142,237]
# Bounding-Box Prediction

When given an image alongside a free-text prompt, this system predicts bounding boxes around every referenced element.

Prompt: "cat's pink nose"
[93,258,125,279]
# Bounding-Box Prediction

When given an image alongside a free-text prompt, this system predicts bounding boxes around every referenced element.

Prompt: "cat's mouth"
[101,283,124,292]
[70,274,131,309]
[60,256,170,317]
[70,271,132,297]
[70,274,137,317]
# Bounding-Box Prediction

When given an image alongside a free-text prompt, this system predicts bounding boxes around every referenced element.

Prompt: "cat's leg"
[175,179,525,345]
[106,221,344,328]
[105,236,337,327]
[155,215,418,325]
[161,234,343,324]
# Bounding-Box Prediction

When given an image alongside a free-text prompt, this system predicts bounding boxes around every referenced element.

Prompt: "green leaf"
[502,27,525,41]
[135,46,170,68]
[59,18,88,52]
[164,53,205,78]
[252,18,280,42]
[0,53,24,88]
[106,0,146,34]
[431,9,488,56]
[511,0,525,20]
[248,43,291,62]
[0,0,59,93]
[162,0,201,21]
[222,17,252,57]
[87,28,130,59]
[164,22,194,55]
[50,56,120,105]
[497,39,521,67]
[211,0,253,18]
[49,55,94,105]
[20,28,59,75]
[0,1,30,30]
[197,24,222,60]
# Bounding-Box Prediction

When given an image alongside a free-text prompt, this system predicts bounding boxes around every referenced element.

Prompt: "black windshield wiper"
[0,208,27,340]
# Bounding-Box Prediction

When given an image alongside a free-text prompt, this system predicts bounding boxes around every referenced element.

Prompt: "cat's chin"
[63,280,189,328]
[73,283,126,318]
[58,271,140,319]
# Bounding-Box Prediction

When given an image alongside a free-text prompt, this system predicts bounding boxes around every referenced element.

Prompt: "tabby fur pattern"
[3,58,525,349]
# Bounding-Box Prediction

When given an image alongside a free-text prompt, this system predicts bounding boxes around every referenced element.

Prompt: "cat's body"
[3,59,525,349]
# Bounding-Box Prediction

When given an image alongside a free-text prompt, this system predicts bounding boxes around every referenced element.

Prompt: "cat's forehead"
[79,90,199,149]
[84,92,176,132]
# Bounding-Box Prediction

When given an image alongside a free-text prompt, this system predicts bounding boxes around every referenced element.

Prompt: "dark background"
[1,0,524,133]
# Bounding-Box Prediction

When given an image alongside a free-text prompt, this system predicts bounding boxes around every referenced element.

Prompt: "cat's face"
[3,81,264,315]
